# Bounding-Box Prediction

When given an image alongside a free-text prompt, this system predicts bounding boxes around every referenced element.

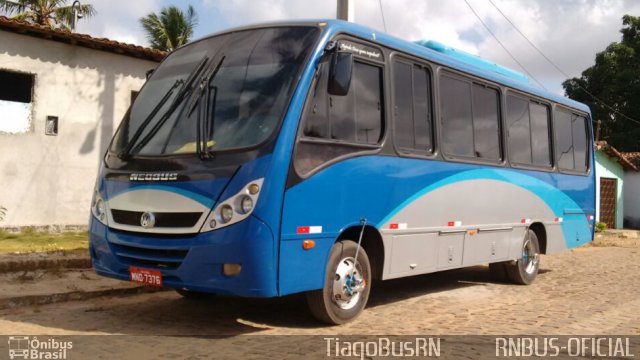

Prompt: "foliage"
[595,221,608,233]
[0,0,95,29]
[0,206,5,222]
[140,5,198,52]
[563,15,640,151]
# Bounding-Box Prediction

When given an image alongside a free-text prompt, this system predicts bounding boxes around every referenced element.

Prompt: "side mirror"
[328,51,353,96]
[146,69,155,79]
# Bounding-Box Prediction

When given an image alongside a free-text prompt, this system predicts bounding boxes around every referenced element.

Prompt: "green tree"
[563,15,640,151]
[0,0,95,29]
[140,5,198,52]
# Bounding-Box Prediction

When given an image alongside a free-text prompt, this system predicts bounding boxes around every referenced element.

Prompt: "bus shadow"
[2,265,552,336]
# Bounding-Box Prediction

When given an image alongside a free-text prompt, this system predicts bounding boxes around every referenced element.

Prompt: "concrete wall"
[0,31,158,227]
[595,151,625,229]
[624,171,640,229]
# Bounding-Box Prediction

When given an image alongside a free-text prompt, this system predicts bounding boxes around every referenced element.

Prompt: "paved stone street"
[0,242,639,359]
[1,243,638,337]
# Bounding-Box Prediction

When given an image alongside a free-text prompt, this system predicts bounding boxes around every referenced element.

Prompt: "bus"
[89,19,595,325]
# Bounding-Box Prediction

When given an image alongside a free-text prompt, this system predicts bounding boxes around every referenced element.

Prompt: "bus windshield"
[110,26,319,156]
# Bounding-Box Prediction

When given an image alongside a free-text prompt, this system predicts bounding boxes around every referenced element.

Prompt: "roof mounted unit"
[416,40,529,84]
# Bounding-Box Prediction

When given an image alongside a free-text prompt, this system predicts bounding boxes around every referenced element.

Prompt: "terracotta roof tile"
[0,16,166,62]
[595,141,639,171]
[621,152,640,167]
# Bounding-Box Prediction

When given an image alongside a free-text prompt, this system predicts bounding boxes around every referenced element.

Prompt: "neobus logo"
[129,173,178,181]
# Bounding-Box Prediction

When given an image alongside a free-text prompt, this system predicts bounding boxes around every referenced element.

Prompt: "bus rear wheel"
[306,240,372,325]
[504,229,541,285]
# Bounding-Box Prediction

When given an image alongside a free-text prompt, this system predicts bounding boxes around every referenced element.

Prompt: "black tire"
[505,229,541,285]
[306,240,372,325]
[489,262,508,282]
[175,288,215,300]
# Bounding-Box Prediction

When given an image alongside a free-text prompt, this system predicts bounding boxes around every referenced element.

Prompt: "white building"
[0,16,164,228]
[622,152,640,229]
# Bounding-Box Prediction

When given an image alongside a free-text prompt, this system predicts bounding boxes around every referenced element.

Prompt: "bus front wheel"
[306,240,372,325]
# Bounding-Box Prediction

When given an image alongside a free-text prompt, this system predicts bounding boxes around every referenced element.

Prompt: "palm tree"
[0,0,95,29]
[140,5,198,52]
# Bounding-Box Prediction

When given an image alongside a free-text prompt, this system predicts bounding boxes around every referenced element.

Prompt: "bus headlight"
[240,196,254,214]
[201,178,264,232]
[220,204,233,223]
[91,191,108,225]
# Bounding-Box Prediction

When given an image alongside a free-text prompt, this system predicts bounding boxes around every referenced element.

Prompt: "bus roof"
[195,19,591,114]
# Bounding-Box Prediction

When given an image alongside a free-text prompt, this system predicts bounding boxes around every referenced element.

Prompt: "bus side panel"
[279,156,595,295]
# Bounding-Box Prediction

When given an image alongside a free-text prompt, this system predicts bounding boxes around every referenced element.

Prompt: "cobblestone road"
[1,244,638,336]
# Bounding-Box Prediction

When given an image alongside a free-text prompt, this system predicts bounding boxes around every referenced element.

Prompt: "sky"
[74,0,640,95]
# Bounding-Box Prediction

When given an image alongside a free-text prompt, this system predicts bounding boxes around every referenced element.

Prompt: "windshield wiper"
[121,55,210,157]
[189,55,225,160]
[117,79,181,158]
[197,86,218,160]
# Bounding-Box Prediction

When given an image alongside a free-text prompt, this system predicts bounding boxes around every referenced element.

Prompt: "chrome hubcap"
[332,257,365,310]
[522,235,539,275]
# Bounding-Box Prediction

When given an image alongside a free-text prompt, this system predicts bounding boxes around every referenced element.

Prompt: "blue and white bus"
[89,20,595,324]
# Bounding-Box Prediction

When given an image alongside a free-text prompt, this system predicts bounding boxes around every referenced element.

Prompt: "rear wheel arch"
[529,222,547,254]
[336,225,385,280]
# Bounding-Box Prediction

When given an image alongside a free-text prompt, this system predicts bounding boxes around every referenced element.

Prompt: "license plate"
[129,266,163,287]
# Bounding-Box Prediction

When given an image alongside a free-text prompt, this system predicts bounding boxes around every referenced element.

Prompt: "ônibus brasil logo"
[8,336,73,359]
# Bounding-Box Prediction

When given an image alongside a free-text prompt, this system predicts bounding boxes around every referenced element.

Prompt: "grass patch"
[0,228,88,254]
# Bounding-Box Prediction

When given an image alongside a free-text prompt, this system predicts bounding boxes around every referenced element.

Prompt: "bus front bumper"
[89,216,277,298]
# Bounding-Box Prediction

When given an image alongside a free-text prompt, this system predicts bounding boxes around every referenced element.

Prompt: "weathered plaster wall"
[623,171,640,229]
[0,31,158,227]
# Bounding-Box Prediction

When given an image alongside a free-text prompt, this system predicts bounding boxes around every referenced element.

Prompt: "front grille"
[111,209,202,228]
[110,242,189,269]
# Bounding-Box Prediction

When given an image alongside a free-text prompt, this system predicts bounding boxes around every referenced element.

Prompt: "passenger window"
[573,115,588,172]
[304,60,383,145]
[441,75,474,157]
[530,102,552,166]
[554,109,589,172]
[471,85,501,160]
[506,95,551,167]
[440,74,501,160]
[506,96,531,164]
[353,62,383,144]
[554,109,573,169]
[393,61,433,153]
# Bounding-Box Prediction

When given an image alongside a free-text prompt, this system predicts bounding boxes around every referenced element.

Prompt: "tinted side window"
[413,65,432,151]
[393,62,414,150]
[554,109,589,172]
[329,74,357,141]
[441,75,501,160]
[530,102,552,166]
[472,85,501,160]
[353,62,383,144]
[303,63,330,138]
[506,95,552,167]
[441,75,474,157]
[506,96,532,164]
[303,60,383,145]
[572,115,588,172]
[393,61,432,153]
[554,109,574,169]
